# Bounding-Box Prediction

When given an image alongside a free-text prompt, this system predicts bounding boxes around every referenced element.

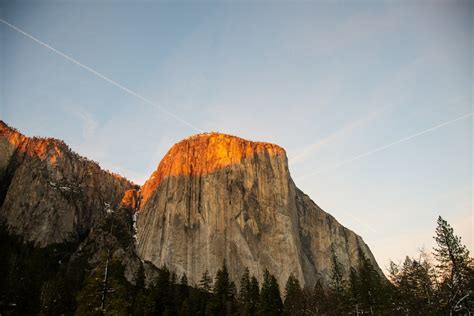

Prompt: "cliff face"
[137,133,382,288]
[0,121,162,314]
[0,121,382,290]
[0,121,134,246]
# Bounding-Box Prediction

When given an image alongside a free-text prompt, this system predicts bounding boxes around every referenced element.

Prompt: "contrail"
[296,112,473,181]
[0,18,203,133]
[289,106,389,165]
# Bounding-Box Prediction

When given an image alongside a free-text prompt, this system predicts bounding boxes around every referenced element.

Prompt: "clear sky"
[1,0,472,270]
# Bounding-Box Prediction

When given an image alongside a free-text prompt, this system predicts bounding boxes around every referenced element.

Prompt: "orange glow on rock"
[140,132,286,207]
[1,121,71,167]
[121,189,139,210]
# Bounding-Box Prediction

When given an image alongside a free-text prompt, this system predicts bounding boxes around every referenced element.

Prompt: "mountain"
[137,132,382,288]
[0,121,134,246]
[0,121,158,314]
[0,121,384,313]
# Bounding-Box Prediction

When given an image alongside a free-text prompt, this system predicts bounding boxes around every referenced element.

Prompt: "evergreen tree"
[328,245,347,313]
[239,268,253,316]
[76,255,134,315]
[356,249,382,313]
[283,274,303,315]
[229,281,238,313]
[433,216,473,313]
[199,270,213,293]
[249,276,260,315]
[308,279,328,315]
[213,261,237,315]
[74,260,105,315]
[131,265,155,315]
[348,267,361,313]
[388,254,438,314]
[259,269,283,316]
[154,265,172,314]
[414,250,437,312]
[179,273,189,301]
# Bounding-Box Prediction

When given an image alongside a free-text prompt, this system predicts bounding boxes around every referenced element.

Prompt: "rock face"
[0,120,382,290]
[0,121,134,246]
[0,121,160,314]
[137,133,382,288]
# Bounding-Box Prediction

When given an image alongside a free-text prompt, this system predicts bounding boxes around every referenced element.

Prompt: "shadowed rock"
[0,121,134,246]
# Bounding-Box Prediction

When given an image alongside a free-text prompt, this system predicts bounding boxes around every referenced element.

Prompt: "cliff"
[0,122,382,289]
[0,121,160,314]
[0,121,134,246]
[137,132,382,288]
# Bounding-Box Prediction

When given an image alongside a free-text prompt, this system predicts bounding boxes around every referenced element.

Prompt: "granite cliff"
[0,121,134,246]
[137,133,383,288]
[0,121,382,295]
[0,121,159,314]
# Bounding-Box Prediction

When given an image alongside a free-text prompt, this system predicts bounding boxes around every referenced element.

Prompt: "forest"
[93,216,473,315]
[0,216,472,315]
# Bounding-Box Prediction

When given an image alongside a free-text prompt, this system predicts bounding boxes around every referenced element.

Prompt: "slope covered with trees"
[1,204,472,316]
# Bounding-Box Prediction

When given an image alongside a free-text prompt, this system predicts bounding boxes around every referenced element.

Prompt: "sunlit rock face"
[137,133,382,288]
[139,133,285,207]
[121,189,140,210]
[0,121,134,246]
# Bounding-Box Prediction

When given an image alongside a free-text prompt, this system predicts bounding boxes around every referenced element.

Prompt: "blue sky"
[1,0,472,269]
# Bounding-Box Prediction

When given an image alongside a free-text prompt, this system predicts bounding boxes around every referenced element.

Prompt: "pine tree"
[330,245,345,294]
[388,258,411,314]
[328,245,347,313]
[180,274,189,294]
[414,250,437,312]
[229,281,238,313]
[357,249,381,313]
[132,265,155,315]
[311,279,328,315]
[348,267,361,313]
[213,261,237,315]
[433,216,473,312]
[259,269,283,316]
[199,270,213,293]
[283,274,303,315]
[178,273,189,308]
[388,251,438,314]
[74,259,106,315]
[239,268,253,315]
[154,265,172,314]
[249,276,260,315]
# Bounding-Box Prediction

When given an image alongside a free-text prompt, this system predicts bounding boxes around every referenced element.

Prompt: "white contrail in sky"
[296,112,473,181]
[289,106,389,165]
[0,18,203,133]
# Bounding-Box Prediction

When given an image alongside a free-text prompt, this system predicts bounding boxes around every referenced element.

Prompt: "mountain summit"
[140,132,285,207]
[137,132,382,288]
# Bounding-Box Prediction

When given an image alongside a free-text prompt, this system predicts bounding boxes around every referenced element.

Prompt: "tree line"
[1,215,471,315]
[129,216,472,315]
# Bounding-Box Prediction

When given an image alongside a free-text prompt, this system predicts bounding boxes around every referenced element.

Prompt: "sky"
[0,0,472,270]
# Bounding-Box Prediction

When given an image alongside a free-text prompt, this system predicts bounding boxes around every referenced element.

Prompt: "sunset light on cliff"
[140,132,286,206]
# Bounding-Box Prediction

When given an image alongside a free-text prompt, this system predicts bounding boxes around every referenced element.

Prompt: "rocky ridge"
[0,121,135,246]
[0,121,158,314]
